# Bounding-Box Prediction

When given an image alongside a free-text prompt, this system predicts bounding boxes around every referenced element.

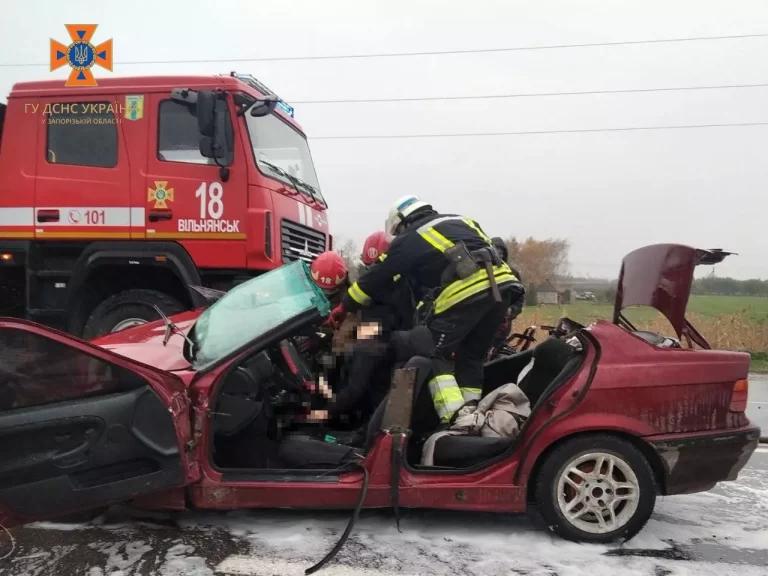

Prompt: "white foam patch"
[88,540,153,574]
[159,542,213,576]
[216,556,411,576]
[7,545,78,576]
[27,521,92,531]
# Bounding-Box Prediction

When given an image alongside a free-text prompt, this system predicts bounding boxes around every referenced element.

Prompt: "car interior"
[209,321,585,473]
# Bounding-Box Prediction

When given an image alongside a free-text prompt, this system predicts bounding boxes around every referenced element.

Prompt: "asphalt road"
[1,448,766,576]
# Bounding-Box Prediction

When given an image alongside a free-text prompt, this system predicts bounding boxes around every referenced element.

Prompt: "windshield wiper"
[154,305,196,358]
[298,179,324,208]
[259,159,323,207]
[258,159,300,195]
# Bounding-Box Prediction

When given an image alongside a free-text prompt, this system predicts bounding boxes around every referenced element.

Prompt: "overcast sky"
[1,0,766,279]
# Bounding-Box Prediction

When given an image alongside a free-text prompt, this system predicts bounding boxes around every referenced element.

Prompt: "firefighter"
[331,196,525,424]
[358,230,415,332]
[304,251,348,360]
[360,230,391,268]
[310,251,349,306]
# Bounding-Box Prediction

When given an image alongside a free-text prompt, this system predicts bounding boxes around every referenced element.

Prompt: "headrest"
[242,351,273,379]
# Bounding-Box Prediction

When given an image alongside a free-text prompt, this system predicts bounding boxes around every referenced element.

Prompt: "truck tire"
[533,434,656,543]
[83,289,186,339]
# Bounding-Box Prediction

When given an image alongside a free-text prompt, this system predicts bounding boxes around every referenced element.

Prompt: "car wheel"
[534,434,656,543]
[82,289,186,339]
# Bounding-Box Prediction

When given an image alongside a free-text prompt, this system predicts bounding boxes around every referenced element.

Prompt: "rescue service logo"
[148,181,175,209]
[50,24,113,87]
[124,95,144,121]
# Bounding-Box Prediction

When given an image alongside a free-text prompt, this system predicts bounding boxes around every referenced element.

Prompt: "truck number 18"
[195,182,224,220]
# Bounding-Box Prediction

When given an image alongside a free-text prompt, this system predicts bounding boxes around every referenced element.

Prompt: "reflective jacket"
[344,211,518,315]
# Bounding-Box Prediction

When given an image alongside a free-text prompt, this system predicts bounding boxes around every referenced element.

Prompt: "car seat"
[516,337,581,409]
[426,338,582,468]
[365,355,433,450]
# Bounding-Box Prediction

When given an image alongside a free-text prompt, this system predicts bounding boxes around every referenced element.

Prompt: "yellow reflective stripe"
[434,264,517,314]
[428,374,465,422]
[393,273,401,282]
[440,263,513,301]
[419,227,454,253]
[461,387,482,401]
[434,274,516,314]
[463,218,491,243]
[378,253,387,262]
[348,282,372,306]
[433,387,464,408]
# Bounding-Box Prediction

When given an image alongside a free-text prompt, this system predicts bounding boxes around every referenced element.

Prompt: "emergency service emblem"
[148,181,175,209]
[50,24,113,87]
[124,95,144,121]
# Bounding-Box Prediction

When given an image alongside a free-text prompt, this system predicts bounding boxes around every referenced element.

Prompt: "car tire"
[533,434,656,543]
[82,289,186,339]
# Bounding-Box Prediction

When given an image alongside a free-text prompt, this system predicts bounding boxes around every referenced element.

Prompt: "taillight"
[264,211,272,259]
[729,379,748,412]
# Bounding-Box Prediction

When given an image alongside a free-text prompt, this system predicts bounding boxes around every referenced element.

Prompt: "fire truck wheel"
[83,289,186,339]
[534,434,656,543]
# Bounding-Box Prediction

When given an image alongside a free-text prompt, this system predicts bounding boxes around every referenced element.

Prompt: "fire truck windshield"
[245,112,326,207]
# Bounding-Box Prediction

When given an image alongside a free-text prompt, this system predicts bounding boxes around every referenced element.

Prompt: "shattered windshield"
[245,112,326,206]
[190,261,330,370]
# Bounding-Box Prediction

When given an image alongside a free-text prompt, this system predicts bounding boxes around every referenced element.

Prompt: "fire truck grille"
[281,219,326,263]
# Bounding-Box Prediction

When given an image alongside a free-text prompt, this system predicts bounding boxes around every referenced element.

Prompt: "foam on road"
[2,452,766,576]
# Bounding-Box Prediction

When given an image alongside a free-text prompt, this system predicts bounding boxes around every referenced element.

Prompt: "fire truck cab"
[0,73,330,337]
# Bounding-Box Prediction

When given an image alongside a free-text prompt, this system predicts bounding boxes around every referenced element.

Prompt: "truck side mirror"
[249,98,278,118]
[196,91,216,137]
[198,92,234,173]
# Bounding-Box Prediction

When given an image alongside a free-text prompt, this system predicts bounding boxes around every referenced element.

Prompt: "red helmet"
[361,231,391,266]
[310,252,348,294]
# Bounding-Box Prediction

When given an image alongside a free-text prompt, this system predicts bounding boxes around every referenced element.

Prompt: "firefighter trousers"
[427,284,524,422]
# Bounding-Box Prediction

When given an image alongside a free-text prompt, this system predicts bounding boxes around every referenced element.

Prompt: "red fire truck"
[0,73,330,337]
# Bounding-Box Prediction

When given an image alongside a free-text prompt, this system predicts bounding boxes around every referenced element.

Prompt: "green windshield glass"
[191,261,330,370]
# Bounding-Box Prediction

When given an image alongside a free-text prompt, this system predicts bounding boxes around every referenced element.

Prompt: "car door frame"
[181,309,388,509]
[0,318,199,526]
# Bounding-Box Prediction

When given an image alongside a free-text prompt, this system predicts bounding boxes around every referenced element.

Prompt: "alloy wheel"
[556,451,640,534]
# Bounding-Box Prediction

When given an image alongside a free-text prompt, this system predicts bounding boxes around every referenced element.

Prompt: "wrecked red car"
[0,244,759,548]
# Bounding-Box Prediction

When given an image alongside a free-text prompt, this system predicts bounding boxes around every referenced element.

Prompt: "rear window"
[46,101,118,167]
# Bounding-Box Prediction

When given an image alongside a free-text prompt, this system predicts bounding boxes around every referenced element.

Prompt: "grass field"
[516,294,768,372]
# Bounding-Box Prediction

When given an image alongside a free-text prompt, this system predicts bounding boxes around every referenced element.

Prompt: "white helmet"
[385,195,430,235]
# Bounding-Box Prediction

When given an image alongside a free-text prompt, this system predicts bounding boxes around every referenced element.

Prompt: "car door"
[0,319,198,527]
[143,92,248,268]
[34,97,131,239]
